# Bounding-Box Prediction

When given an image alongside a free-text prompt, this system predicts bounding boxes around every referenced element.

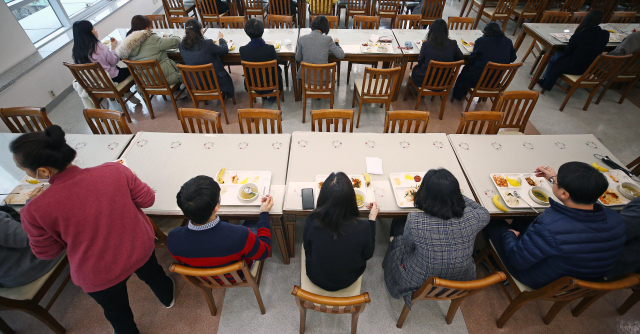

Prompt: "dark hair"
[176,175,221,225]
[311,15,330,34]
[413,169,465,220]
[181,19,204,51]
[10,125,76,172]
[127,15,151,37]
[244,18,264,39]
[427,19,448,51]
[575,10,604,34]
[72,20,100,64]
[0,205,20,223]
[483,22,505,38]
[312,172,359,235]
[556,161,608,205]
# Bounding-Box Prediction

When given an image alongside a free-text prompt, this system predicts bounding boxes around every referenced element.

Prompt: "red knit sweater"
[21,163,155,293]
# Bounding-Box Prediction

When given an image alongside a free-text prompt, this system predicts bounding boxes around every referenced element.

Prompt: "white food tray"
[217,170,271,206]
[598,170,638,206]
[360,43,393,53]
[389,172,426,208]
[4,176,50,205]
[413,40,423,50]
[315,174,374,209]
[265,40,281,50]
[490,173,556,209]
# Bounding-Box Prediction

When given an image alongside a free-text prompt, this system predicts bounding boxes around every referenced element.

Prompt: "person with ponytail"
[10,126,174,334]
[179,19,234,98]
[410,18,463,87]
[72,20,131,83]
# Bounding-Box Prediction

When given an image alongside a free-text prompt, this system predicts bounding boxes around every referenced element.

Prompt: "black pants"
[482,218,534,280]
[87,251,173,334]
[112,66,131,83]
[389,217,407,238]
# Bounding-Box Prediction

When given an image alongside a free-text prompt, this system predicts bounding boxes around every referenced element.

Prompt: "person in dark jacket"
[411,19,463,86]
[303,172,379,291]
[607,197,640,279]
[485,162,626,289]
[452,22,517,101]
[179,19,234,98]
[538,10,610,91]
[239,18,284,103]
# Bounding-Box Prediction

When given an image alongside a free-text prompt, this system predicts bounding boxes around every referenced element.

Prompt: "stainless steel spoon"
[513,190,538,214]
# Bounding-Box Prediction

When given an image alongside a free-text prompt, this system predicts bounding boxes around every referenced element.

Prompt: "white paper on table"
[366,157,383,175]
[341,45,362,53]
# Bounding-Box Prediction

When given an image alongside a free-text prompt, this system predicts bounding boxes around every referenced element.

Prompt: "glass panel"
[11,0,63,43]
[61,0,100,17]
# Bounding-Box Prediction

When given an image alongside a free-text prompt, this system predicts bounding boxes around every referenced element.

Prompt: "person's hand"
[260,195,274,212]
[334,38,339,43]
[28,185,45,200]
[218,31,224,40]
[508,229,520,237]
[534,166,557,181]
[366,202,379,220]
[110,37,118,50]
[163,33,169,38]
[632,28,637,33]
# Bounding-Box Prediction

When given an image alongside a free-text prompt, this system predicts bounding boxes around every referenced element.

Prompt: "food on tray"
[355,193,365,207]
[599,189,623,205]
[394,178,401,185]
[493,175,508,188]
[352,177,362,188]
[217,168,226,184]
[414,175,422,182]
[362,43,369,46]
[26,178,40,184]
[592,162,609,172]
[252,176,260,183]
[363,173,371,187]
[608,174,620,183]
[504,192,520,206]
[318,181,324,189]
[492,195,508,212]
[506,177,520,187]
[239,177,249,184]
[621,184,640,198]
[231,175,239,184]
[220,186,228,194]
[377,45,388,52]
[525,177,536,186]
[239,185,258,200]
[405,175,413,180]
[532,190,549,203]
[404,187,418,203]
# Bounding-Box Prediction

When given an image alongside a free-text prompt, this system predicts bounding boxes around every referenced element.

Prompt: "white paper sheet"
[366,157,383,175]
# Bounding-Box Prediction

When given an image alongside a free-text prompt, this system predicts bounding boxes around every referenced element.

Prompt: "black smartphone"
[301,188,315,210]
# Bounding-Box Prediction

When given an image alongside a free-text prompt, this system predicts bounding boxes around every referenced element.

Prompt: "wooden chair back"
[353,15,380,28]
[619,51,640,78]
[394,14,421,28]
[301,62,336,93]
[610,11,636,23]
[625,0,639,11]
[347,0,370,14]
[447,16,475,29]
[163,0,191,16]
[220,16,247,28]
[310,15,340,28]
[146,14,169,29]
[559,0,584,11]
[587,0,615,17]
[472,62,522,95]
[178,108,223,133]
[420,60,464,91]
[168,16,192,28]
[384,110,429,133]
[83,109,131,134]
[540,10,571,23]
[628,155,640,176]
[292,285,370,334]
[521,0,547,15]
[269,0,294,16]
[456,111,504,134]
[377,0,402,16]
[243,0,267,18]
[123,59,172,95]
[242,60,280,94]
[493,0,520,16]
[267,14,294,28]
[238,108,283,134]
[196,0,225,27]
[575,55,630,85]
[178,63,231,123]
[309,0,335,15]
[311,109,354,132]
[64,62,118,96]
[361,67,401,100]
[494,90,539,133]
[0,107,52,133]
[569,10,587,22]
[421,0,446,24]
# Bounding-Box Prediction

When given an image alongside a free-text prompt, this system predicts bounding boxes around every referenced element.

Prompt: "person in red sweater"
[10,126,174,334]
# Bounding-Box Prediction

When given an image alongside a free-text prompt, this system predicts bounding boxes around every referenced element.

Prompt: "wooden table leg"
[514,29,527,51]
[460,0,470,16]
[393,55,408,101]
[284,213,297,258]
[299,0,307,27]
[529,49,554,90]
[270,215,290,264]
[290,57,300,101]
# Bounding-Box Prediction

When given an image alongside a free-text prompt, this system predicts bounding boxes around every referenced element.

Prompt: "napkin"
[366,157,383,175]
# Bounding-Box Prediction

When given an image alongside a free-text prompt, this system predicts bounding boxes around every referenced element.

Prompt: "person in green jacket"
[116,15,183,87]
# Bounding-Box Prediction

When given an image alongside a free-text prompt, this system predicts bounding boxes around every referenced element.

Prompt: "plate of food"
[216,169,271,206]
[393,186,419,208]
[388,172,425,208]
[597,169,638,206]
[489,173,554,209]
[460,38,475,52]
[4,184,50,205]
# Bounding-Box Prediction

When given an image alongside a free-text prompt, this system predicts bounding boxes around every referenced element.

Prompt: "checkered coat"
[383,196,490,308]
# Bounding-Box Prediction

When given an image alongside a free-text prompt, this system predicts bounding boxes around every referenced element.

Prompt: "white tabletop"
[314,28,403,55]
[119,132,291,215]
[284,132,474,213]
[392,29,483,56]
[448,134,630,214]
[523,23,638,47]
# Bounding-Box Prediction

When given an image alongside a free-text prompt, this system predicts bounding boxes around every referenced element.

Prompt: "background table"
[118,132,293,263]
[283,131,474,258]
[448,134,631,215]
[393,29,482,58]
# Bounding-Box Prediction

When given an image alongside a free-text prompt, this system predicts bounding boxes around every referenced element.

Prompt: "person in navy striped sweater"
[167,176,273,282]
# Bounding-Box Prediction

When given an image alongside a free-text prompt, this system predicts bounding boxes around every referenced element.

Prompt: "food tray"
[360,43,393,53]
[598,170,638,206]
[490,173,556,209]
[389,172,426,208]
[217,170,271,206]
[550,32,625,43]
[315,174,374,209]
[265,40,281,50]
[414,40,424,50]
[4,176,50,205]
[460,39,474,52]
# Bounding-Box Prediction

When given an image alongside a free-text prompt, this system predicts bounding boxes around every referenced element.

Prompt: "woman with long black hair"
[410,18,463,86]
[72,20,130,83]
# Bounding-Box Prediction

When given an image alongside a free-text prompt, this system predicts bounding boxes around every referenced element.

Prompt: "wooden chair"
[83,109,132,134]
[64,62,136,122]
[168,15,192,28]
[460,62,522,112]
[345,0,369,28]
[220,15,247,28]
[292,285,370,334]
[559,0,584,11]
[309,0,336,16]
[178,63,235,124]
[301,62,337,123]
[162,0,197,17]
[178,108,224,133]
[447,16,475,29]
[543,54,630,111]
[394,14,421,28]
[397,272,507,327]
[510,0,547,35]
[376,0,402,27]
[475,0,520,31]
[353,67,401,128]
[596,51,640,105]
[310,15,340,28]
[266,14,294,28]
[0,107,52,133]
[383,110,430,133]
[609,11,636,23]
[170,259,266,316]
[0,255,70,334]
[618,286,640,315]
[196,0,228,28]
[587,0,616,21]
[269,0,297,25]
[311,109,354,132]
[348,15,381,85]
[569,11,588,22]
[145,14,169,29]
[242,60,284,110]
[243,0,268,20]
[419,0,446,26]
[123,59,182,120]
[624,0,640,11]
[522,11,571,75]
[456,111,504,134]
[238,108,283,133]
[404,60,463,120]
[493,90,539,133]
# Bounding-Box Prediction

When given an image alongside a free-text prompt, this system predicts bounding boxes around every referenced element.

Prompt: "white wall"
[0,2,38,74]
[0,0,161,108]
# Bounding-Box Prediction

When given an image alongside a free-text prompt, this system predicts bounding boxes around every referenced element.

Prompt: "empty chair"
[510,0,547,35]
[455,111,504,134]
[522,11,571,75]
[168,16,192,28]
[383,110,430,133]
[145,14,169,29]
[308,0,336,15]
[419,0,446,26]
[475,0,520,31]
[596,51,640,104]
[311,109,354,132]
[195,0,228,28]
[405,60,464,120]
[0,107,53,133]
[609,11,636,23]
[625,0,640,11]
[269,0,297,24]
[588,0,616,21]
[178,108,224,133]
[83,109,132,134]
[460,62,523,112]
[345,0,369,28]
[162,0,197,17]
[238,108,283,133]
[618,286,640,315]
[124,59,183,119]
[352,67,402,128]
[493,90,539,134]
[394,14,421,28]
[301,62,337,123]
[376,0,401,27]
[178,63,236,124]
[310,15,340,28]
[242,60,284,110]
[243,0,268,20]
[266,14,294,28]
[447,16,475,30]
[220,16,247,28]
[559,0,585,12]
[627,154,640,176]
[569,10,588,22]
[352,15,380,28]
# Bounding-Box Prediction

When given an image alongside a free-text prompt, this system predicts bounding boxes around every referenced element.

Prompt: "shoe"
[164,276,175,309]
[267,96,277,103]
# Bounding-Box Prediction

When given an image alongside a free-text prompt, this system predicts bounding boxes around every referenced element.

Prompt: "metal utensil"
[513,190,538,213]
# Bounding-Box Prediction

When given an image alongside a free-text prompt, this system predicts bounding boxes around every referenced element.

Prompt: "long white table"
[392,29,483,57]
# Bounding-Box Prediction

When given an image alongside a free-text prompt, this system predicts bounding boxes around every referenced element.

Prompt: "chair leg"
[249,93,254,107]
[415,90,422,110]
[542,300,572,325]
[231,95,237,105]
[522,40,535,63]
[284,65,290,88]
[347,62,353,85]
[513,16,523,36]
[220,98,230,125]
[618,79,639,104]
[439,94,447,120]
[352,87,357,108]
[299,307,307,334]
[530,52,544,75]
[337,62,341,86]
[117,96,133,122]
[497,292,532,328]
[356,100,364,128]
[572,293,607,317]
[396,303,410,328]
[618,289,640,315]
[302,95,307,123]
[20,302,66,334]
[0,317,15,334]
[404,82,411,101]
[445,297,466,324]
[198,287,218,316]
[463,93,474,113]
[559,85,578,111]
[251,284,266,315]
[141,94,155,120]
[583,85,602,111]
[169,94,180,119]
[595,80,615,105]
[351,311,361,334]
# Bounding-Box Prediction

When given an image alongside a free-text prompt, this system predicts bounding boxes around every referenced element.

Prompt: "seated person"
[484,162,626,289]
[609,29,640,56]
[384,169,489,306]
[0,206,64,288]
[167,176,273,279]
[295,15,345,82]
[303,172,379,291]
[410,19,463,87]
[607,197,640,279]
[239,18,284,103]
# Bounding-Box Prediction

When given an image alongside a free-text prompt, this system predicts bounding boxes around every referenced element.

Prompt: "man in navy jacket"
[486,162,626,289]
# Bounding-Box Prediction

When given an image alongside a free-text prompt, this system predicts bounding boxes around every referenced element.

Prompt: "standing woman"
[179,19,234,98]
[410,18,463,87]
[72,20,130,83]
[295,15,345,81]
[303,172,379,291]
[11,126,174,334]
[384,169,490,306]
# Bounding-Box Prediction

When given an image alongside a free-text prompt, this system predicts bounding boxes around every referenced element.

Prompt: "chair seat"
[203,12,226,20]
[513,7,537,15]
[153,218,184,236]
[475,89,500,94]
[483,6,510,17]
[405,1,419,6]
[535,41,547,52]
[355,79,391,100]
[301,246,362,297]
[194,91,221,96]
[348,9,367,14]
[617,75,637,79]
[0,254,66,301]
[562,74,598,84]
[488,240,533,292]
[116,76,135,91]
[250,260,260,277]
[146,84,179,94]
[497,130,525,135]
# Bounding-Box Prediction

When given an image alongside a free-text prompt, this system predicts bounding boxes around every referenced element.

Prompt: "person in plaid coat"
[383,169,490,308]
